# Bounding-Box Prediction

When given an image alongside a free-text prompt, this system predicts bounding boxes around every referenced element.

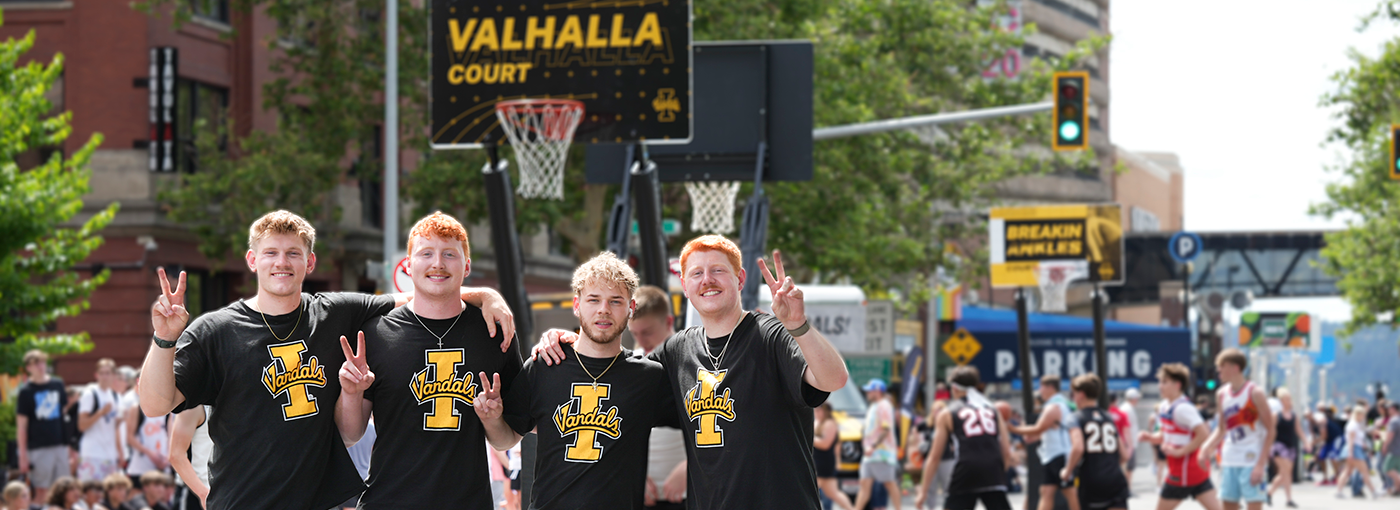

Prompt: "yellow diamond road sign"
[943,328,981,366]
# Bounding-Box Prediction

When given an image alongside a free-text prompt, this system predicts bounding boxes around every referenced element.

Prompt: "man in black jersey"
[917,366,1014,510]
[140,210,514,510]
[1063,374,1130,510]
[334,212,524,509]
[476,252,676,509]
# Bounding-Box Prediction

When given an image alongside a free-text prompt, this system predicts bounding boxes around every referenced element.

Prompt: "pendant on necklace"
[591,381,598,391]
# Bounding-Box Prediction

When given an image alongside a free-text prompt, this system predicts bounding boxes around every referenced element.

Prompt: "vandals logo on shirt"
[262,340,327,421]
[685,368,736,448]
[410,348,478,431]
[553,383,623,463]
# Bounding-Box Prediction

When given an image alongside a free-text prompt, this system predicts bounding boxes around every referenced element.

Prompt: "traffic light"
[1052,71,1090,151]
[1206,379,1218,391]
[1391,124,1400,180]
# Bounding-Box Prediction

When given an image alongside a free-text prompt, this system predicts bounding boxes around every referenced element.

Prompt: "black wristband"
[786,320,811,337]
[152,335,176,349]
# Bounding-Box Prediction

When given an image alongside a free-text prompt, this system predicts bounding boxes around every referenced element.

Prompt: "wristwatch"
[152,335,177,349]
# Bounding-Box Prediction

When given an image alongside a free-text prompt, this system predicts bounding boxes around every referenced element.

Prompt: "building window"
[1130,207,1161,233]
[175,79,228,173]
[1031,0,1100,28]
[189,0,229,24]
[357,126,384,229]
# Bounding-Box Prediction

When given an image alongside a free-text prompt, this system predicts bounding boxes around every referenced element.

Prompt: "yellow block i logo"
[685,368,736,448]
[410,348,477,431]
[553,383,623,463]
[262,341,327,421]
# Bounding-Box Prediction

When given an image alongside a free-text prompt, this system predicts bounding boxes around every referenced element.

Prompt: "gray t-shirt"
[1388,418,1400,457]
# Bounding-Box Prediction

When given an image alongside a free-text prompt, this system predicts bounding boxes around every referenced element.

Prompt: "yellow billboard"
[989,204,1124,288]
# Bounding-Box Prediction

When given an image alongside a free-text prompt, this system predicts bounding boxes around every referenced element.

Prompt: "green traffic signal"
[1206,379,1217,390]
[1059,120,1081,141]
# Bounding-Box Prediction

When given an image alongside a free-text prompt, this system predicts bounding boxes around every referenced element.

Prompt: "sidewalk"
[901,467,1399,509]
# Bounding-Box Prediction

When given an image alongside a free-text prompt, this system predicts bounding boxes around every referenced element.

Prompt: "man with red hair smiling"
[537,234,848,509]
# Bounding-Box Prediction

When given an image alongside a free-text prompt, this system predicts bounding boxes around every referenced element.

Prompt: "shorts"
[1155,445,1166,461]
[1270,442,1296,461]
[77,457,119,483]
[944,491,1012,510]
[1384,454,1400,474]
[860,460,898,483]
[1319,438,1344,460]
[1160,479,1213,500]
[1080,493,1128,510]
[1218,465,1266,503]
[921,462,955,509]
[1041,456,1075,489]
[27,445,70,489]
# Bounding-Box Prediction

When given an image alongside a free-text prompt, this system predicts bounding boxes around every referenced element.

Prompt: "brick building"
[1,1,575,383]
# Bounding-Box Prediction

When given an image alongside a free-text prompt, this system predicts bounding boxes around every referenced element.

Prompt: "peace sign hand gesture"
[151,267,190,342]
[474,372,505,421]
[757,250,806,330]
[339,331,374,396]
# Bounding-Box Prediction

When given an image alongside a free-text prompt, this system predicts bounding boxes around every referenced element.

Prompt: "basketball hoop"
[685,181,741,234]
[1034,260,1089,313]
[494,99,585,200]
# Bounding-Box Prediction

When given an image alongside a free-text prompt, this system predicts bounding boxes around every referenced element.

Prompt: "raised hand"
[478,292,517,352]
[757,250,806,330]
[151,267,190,341]
[474,372,504,421]
[339,331,374,395]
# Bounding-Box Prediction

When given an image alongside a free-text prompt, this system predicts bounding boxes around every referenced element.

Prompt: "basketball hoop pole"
[1093,283,1109,408]
[482,141,534,343]
[1015,288,1042,510]
[632,153,670,287]
[739,142,769,311]
[604,145,637,260]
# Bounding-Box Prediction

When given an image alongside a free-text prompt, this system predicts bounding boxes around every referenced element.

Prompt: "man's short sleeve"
[1060,407,1079,430]
[16,386,35,419]
[322,292,397,327]
[501,360,536,436]
[759,315,827,408]
[77,386,97,414]
[1172,403,1203,430]
[172,328,219,410]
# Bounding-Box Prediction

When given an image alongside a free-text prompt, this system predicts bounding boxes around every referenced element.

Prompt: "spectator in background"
[167,406,210,510]
[75,481,104,510]
[815,402,855,510]
[119,473,171,510]
[1334,406,1380,499]
[1266,388,1305,508]
[1381,401,1400,495]
[1118,388,1142,481]
[77,360,124,482]
[4,480,39,510]
[112,367,138,470]
[100,474,130,510]
[65,385,82,478]
[629,285,689,510]
[340,417,374,510]
[1010,375,1080,510]
[17,350,71,503]
[124,403,170,487]
[854,379,901,510]
[934,382,950,402]
[487,440,509,509]
[45,477,80,510]
[914,400,952,510]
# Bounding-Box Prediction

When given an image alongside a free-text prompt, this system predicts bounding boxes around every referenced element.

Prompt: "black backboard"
[585,40,813,183]
[430,0,693,148]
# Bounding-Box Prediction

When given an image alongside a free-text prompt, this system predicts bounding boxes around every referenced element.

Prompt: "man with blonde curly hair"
[333,211,526,508]
[140,210,517,510]
[475,252,676,509]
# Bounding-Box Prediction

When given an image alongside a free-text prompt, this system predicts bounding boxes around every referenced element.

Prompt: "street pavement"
[895,466,1400,509]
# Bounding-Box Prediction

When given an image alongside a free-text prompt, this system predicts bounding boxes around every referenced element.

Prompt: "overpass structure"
[1107,231,1337,306]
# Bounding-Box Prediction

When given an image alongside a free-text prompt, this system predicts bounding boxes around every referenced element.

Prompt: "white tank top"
[191,406,213,485]
[128,413,170,475]
[1219,382,1267,466]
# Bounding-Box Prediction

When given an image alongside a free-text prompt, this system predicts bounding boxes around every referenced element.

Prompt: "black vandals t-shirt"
[173,292,394,510]
[502,344,677,510]
[359,305,524,509]
[649,312,829,510]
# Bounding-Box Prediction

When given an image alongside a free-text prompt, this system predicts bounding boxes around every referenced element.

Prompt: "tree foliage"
[1314,5,1400,336]
[0,10,115,373]
[141,0,1106,305]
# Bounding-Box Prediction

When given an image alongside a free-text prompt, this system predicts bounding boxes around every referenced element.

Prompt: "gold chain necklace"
[576,347,623,391]
[258,298,302,342]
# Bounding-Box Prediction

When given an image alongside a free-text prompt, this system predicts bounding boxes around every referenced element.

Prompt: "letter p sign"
[1169,232,1202,264]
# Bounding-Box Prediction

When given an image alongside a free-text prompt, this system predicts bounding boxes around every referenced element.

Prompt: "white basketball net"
[685,181,741,234]
[495,100,584,200]
[1035,261,1089,313]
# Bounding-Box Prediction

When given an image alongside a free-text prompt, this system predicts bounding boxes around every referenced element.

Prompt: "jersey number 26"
[958,408,998,437]
[1084,422,1119,453]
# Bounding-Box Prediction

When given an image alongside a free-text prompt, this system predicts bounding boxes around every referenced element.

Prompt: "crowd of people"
[850,347,1400,510]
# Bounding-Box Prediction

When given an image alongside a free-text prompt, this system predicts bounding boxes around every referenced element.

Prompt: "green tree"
[1314,4,1400,336]
[0,9,117,374]
[144,0,1105,305]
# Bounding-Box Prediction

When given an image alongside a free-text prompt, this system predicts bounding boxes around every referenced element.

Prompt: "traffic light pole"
[812,102,1052,140]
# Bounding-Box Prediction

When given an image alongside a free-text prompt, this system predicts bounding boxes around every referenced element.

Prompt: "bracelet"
[152,335,177,349]
[786,320,811,337]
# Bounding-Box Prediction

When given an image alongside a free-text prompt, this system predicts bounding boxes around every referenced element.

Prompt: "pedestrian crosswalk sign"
[942,328,981,366]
